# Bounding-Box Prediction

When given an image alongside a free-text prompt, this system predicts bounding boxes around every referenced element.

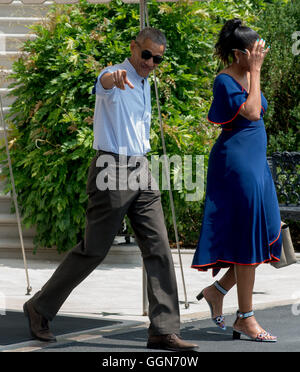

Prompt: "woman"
[191,19,282,342]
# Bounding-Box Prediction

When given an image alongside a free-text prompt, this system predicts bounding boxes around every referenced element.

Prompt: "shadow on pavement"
[0,311,121,346]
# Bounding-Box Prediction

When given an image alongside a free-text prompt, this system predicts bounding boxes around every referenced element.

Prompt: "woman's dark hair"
[215,18,259,65]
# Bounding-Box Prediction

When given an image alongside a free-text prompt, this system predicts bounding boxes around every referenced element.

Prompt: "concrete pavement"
[29,305,300,352]
[0,247,299,352]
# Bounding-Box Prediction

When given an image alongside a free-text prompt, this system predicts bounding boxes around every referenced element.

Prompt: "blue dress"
[191,73,282,276]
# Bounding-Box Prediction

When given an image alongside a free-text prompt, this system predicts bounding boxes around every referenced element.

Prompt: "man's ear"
[130,40,136,53]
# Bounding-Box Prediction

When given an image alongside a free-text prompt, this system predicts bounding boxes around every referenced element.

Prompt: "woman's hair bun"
[223,18,243,36]
[214,18,258,65]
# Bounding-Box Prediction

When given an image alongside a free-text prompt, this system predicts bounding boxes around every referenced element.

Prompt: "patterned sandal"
[196,281,228,331]
[232,311,277,342]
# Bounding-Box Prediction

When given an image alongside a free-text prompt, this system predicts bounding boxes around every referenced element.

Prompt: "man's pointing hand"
[101,70,134,90]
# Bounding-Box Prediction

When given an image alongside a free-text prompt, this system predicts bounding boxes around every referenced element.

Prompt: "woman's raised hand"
[246,39,270,72]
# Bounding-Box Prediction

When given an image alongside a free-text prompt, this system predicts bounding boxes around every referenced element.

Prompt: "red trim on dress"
[197,74,272,272]
[207,101,246,126]
[191,225,282,271]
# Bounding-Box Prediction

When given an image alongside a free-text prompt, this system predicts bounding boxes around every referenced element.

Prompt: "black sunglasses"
[135,41,164,64]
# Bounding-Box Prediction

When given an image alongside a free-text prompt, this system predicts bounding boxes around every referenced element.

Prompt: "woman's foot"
[202,284,225,319]
[233,311,277,342]
[197,281,227,330]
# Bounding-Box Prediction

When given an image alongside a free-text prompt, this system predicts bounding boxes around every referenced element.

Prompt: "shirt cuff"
[95,69,116,95]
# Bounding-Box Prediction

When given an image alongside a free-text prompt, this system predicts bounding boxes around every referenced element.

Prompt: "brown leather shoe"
[147,333,198,351]
[23,300,56,342]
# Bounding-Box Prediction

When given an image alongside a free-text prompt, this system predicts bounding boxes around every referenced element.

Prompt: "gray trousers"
[32,151,180,336]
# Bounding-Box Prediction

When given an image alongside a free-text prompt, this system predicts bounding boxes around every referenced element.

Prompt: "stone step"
[0,87,16,106]
[0,108,11,119]
[0,212,36,237]
[0,128,13,157]
[0,125,10,142]
[0,237,35,251]
[0,241,142,263]
[0,244,65,261]
[0,162,10,194]
[0,183,9,196]
[0,2,53,249]
[0,33,37,52]
[0,106,11,115]
[0,51,21,68]
[0,17,45,34]
[0,1,52,18]
[0,69,14,88]
[0,195,11,213]
[0,112,14,141]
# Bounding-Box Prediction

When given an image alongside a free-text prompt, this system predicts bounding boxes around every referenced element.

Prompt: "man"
[23,27,198,352]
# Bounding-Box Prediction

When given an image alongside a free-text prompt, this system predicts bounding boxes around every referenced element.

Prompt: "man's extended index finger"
[125,78,134,89]
[121,70,134,89]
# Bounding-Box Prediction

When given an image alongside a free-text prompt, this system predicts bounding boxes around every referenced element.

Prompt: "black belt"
[96,150,146,159]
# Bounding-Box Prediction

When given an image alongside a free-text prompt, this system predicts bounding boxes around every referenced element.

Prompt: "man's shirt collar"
[124,58,147,84]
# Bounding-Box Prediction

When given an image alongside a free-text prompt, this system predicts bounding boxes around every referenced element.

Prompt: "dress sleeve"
[208,74,247,125]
